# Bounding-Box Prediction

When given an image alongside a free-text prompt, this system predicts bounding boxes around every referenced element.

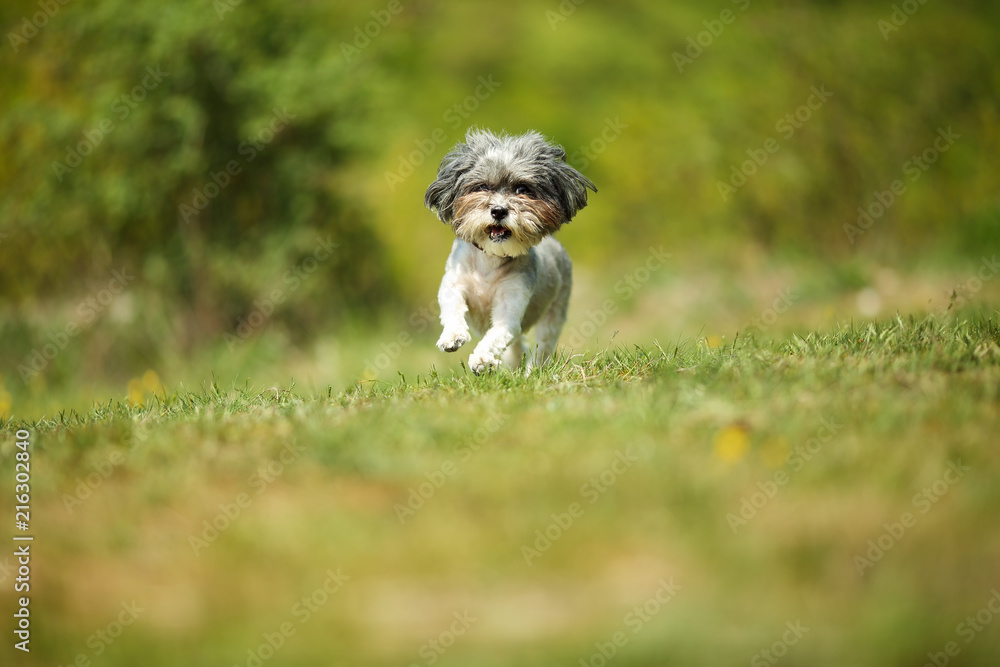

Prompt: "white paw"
[437,329,470,353]
[468,352,502,375]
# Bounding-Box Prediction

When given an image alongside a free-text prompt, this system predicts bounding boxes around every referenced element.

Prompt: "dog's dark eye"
[471,184,490,193]
[514,184,533,197]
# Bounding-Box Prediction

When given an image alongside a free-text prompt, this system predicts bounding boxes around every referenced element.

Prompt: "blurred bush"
[0,0,394,348]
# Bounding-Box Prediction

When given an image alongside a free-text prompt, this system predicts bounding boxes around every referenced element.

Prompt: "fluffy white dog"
[424,129,596,374]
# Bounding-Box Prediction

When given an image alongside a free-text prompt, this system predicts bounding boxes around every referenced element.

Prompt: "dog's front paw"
[468,352,502,375]
[437,329,470,353]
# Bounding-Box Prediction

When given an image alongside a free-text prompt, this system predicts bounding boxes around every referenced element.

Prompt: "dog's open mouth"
[487,225,512,242]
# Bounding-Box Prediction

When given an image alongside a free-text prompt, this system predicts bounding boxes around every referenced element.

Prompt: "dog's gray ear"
[425,141,475,223]
[536,139,596,222]
[551,156,597,222]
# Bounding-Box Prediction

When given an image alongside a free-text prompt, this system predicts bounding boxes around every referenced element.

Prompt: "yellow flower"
[127,378,145,406]
[141,370,162,394]
[704,335,724,349]
[127,370,164,406]
[0,387,11,416]
[714,423,749,463]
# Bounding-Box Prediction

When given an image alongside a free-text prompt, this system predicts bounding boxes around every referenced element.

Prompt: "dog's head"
[425,129,597,257]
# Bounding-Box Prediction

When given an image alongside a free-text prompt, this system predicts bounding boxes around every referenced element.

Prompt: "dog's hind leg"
[530,275,571,370]
[502,335,527,370]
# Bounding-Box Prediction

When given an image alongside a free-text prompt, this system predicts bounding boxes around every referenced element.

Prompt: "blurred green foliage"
[1,0,999,395]
[1,0,393,329]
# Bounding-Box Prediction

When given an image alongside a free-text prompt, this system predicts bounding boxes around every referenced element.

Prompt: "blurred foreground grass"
[2,315,999,666]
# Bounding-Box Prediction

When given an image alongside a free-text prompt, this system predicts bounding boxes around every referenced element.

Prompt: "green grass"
[3,315,1000,666]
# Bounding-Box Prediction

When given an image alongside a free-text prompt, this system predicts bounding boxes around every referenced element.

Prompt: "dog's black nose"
[490,206,508,221]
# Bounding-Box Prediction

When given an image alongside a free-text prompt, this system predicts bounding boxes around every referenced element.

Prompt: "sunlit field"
[4,299,1000,665]
[3,0,1000,664]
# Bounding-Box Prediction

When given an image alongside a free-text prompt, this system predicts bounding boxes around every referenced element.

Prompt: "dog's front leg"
[468,280,529,375]
[436,272,471,353]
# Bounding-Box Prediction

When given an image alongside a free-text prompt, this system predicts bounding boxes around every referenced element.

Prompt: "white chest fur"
[436,237,571,374]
